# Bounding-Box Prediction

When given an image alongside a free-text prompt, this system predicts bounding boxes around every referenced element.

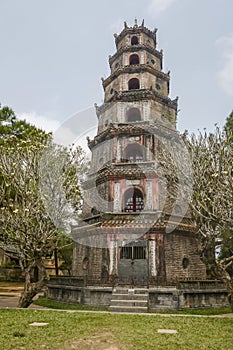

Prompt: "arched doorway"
[128,78,140,90]
[129,54,140,65]
[123,187,144,212]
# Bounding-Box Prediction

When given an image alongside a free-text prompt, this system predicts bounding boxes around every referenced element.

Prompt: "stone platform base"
[47,278,229,311]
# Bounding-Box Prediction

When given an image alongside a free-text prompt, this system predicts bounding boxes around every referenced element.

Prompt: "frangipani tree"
[185,126,233,310]
[0,104,88,307]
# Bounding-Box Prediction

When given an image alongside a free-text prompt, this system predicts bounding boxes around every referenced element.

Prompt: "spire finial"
[124,21,128,29]
[134,18,138,27]
[141,19,144,27]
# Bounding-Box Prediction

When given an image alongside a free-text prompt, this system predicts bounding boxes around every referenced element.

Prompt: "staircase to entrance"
[109,287,148,313]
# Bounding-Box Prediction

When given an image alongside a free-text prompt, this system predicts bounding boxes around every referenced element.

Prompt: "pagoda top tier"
[114,19,158,49]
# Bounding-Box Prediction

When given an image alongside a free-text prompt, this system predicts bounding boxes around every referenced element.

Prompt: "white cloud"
[216,34,233,97]
[147,0,178,16]
[19,112,61,133]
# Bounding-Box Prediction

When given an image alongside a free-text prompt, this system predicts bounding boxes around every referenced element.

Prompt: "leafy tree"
[0,103,48,144]
[224,110,233,132]
[0,104,88,307]
[185,126,233,310]
[160,122,233,310]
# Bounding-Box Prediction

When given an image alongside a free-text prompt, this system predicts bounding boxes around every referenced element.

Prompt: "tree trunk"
[221,270,233,312]
[54,247,59,276]
[17,263,47,308]
[201,248,233,312]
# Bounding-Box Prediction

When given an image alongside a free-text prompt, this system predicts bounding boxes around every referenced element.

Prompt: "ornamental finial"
[134,18,138,27]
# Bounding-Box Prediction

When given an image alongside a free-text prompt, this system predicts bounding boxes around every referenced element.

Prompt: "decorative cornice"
[103,64,169,89]
[108,89,177,108]
[109,44,162,65]
[95,90,178,118]
[83,161,159,187]
[114,24,157,47]
[87,120,178,150]
[72,212,196,235]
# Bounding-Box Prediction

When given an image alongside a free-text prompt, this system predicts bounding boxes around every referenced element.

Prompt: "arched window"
[131,36,139,45]
[124,143,143,163]
[126,108,141,122]
[129,54,139,65]
[123,188,144,212]
[128,78,140,90]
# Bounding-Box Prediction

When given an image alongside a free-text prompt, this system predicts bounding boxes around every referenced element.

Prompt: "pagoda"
[72,20,207,287]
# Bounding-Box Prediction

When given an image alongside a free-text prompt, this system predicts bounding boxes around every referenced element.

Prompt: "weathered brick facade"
[72,20,207,287]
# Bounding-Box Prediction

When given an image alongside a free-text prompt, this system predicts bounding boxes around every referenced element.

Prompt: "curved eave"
[114,26,157,47]
[103,64,169,89]
[72,212,196,237]
[109,44,162,65]
[87,120,178,150]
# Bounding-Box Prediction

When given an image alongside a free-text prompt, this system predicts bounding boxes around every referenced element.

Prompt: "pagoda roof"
[72,212,196,242]
[95,89,177,116]
[103,64,169,89]
[88,120,178,150]
[114,20,157,46]
[109,44,162,65]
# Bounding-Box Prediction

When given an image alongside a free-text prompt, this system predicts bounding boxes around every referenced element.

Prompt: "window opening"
[128,78,140,90]
[131,36,139,45]
[120,245,146,259]
[123,188,144,212]
[182,257,189,269]
[125,143,143,163]
[130,54,139,65]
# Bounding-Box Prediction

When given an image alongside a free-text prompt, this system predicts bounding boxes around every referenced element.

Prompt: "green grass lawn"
[0,309,232,350]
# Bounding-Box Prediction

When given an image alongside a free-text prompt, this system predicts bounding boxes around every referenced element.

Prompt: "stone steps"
[0,286,24,296]
[109,287,148,313]
[109,305,148,313]
[111,293,148,300]
[110,299,148,307]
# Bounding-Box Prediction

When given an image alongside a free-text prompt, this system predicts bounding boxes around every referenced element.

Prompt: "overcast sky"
[0,0,232,137]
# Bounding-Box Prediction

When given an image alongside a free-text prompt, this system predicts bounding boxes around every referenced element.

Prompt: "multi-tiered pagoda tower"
[72,20,206,287]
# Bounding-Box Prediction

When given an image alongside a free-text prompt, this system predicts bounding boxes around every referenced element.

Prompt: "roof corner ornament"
[141,19,145,27]
[114,33,118,39]
[153,28,158,34]
[124,21,128,29]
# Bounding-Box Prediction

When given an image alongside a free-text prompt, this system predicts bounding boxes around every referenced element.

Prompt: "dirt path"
[58,332,121,350]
